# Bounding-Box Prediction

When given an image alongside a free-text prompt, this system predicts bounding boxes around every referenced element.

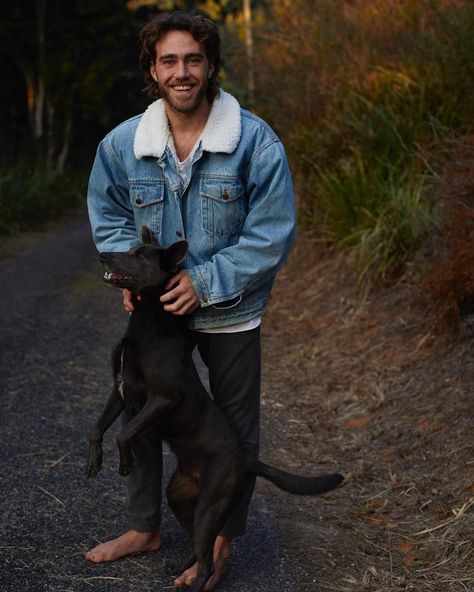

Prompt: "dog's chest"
[117,347,126,400]
[115,343,147,411]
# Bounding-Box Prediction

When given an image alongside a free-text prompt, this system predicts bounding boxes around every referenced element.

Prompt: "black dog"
[87,225,343,592]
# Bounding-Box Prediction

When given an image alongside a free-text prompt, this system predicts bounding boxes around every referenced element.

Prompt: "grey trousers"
[123,326,261,538]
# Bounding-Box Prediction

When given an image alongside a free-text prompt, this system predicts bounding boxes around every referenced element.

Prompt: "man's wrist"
[187,266,211,307]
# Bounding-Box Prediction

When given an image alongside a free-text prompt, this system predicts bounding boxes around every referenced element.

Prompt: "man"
[86,11,296,590]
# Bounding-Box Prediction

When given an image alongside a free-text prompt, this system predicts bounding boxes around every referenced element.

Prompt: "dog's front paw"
[86,459,102,478]
[119,461,133,476]
[118,450,134,476]
[86,446,102,477]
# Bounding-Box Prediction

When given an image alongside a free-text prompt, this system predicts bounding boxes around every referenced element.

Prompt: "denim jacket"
[87,90,296,330]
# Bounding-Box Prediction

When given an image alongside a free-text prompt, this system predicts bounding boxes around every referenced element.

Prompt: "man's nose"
[175,59,189,79]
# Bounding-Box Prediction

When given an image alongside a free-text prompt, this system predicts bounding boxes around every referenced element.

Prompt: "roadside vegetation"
[241,0,474,288]
[0,164,85,235]
[0,0,146,236]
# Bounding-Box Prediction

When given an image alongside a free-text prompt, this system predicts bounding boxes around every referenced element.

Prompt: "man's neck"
[165,99,212,161]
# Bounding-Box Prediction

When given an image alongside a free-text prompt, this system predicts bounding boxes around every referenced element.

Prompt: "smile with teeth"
[171,84,195,93]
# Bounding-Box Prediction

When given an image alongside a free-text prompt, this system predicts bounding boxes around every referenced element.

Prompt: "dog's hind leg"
[186,472,240,592]
[166,468,199,574]
[167,468,199,533]
[187,513,228,592]
[116,396,178,476]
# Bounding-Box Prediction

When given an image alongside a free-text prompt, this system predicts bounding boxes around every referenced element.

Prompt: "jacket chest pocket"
[130,182,164,236]
[200,176,245,237]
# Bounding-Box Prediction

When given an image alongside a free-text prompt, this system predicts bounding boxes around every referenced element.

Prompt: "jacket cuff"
[187,266,211,308]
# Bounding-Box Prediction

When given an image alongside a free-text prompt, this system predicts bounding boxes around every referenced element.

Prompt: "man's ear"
[141,225,154,244]
[161,240,189,271]
[150,62,158,82]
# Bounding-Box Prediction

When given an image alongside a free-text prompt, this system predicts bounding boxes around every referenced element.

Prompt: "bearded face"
[150,30,214,115]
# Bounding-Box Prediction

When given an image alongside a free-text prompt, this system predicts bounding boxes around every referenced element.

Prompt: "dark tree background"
[0,0,256,234]
[0,0,151,171]
[0,0,250,172]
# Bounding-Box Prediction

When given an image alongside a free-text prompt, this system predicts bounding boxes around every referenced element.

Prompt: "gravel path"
[0,220,297,592]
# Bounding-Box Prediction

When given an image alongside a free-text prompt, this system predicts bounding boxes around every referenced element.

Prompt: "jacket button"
[222,190,229,200]
[135,195,143,205]
[176,230,183,237]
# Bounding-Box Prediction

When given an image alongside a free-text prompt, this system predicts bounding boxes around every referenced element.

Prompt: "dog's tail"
[247,459,344,495]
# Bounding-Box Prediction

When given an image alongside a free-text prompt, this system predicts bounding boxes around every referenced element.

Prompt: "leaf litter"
[260,232,473,592]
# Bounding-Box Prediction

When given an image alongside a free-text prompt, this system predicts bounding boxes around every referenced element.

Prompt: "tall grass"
[303,151,438,284]
[296,66,446,282]
[0,164,85,235]
[250,0,474,284]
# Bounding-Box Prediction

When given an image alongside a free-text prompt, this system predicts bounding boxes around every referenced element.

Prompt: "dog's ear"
[140,225,154,244]
[161,240,189,271]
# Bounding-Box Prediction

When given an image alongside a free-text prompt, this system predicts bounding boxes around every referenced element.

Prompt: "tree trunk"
[19,63,45,158]
[46,97,55,167]
[34,0,47,156]
[243,0,255,110]
[34,76,45,140]
[22,66,36,136]
[57,108,72,173]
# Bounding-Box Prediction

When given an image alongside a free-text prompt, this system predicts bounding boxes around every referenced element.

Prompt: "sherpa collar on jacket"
[133,90,242,159]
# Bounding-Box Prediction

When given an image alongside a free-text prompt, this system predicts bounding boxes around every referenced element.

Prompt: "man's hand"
[122,289,139,312]
[160,270,200,316]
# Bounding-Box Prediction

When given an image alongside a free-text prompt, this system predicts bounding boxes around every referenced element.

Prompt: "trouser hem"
[129,517,161,533]
[219,524,246,538]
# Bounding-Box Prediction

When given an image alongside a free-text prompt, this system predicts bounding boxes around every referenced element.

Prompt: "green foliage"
[303,150,439,284]
[295,65,446,283]
[252,0,474,284]
[343,170,437,285]
[0,165,85,235]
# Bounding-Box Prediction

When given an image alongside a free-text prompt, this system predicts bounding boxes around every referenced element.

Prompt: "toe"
[174,574,187,587]
[85,551,97,563]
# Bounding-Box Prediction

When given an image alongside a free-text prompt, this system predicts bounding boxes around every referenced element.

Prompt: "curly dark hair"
[139,12,221,102]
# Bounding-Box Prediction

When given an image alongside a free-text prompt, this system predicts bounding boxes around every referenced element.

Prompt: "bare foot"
[174,535,231,590]
[85,529,161,563]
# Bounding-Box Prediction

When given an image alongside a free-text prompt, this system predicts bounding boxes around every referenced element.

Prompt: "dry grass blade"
[46,452,71,468]
[414,497,474,536]
[37,485,65,506]
[83,576,125,582]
